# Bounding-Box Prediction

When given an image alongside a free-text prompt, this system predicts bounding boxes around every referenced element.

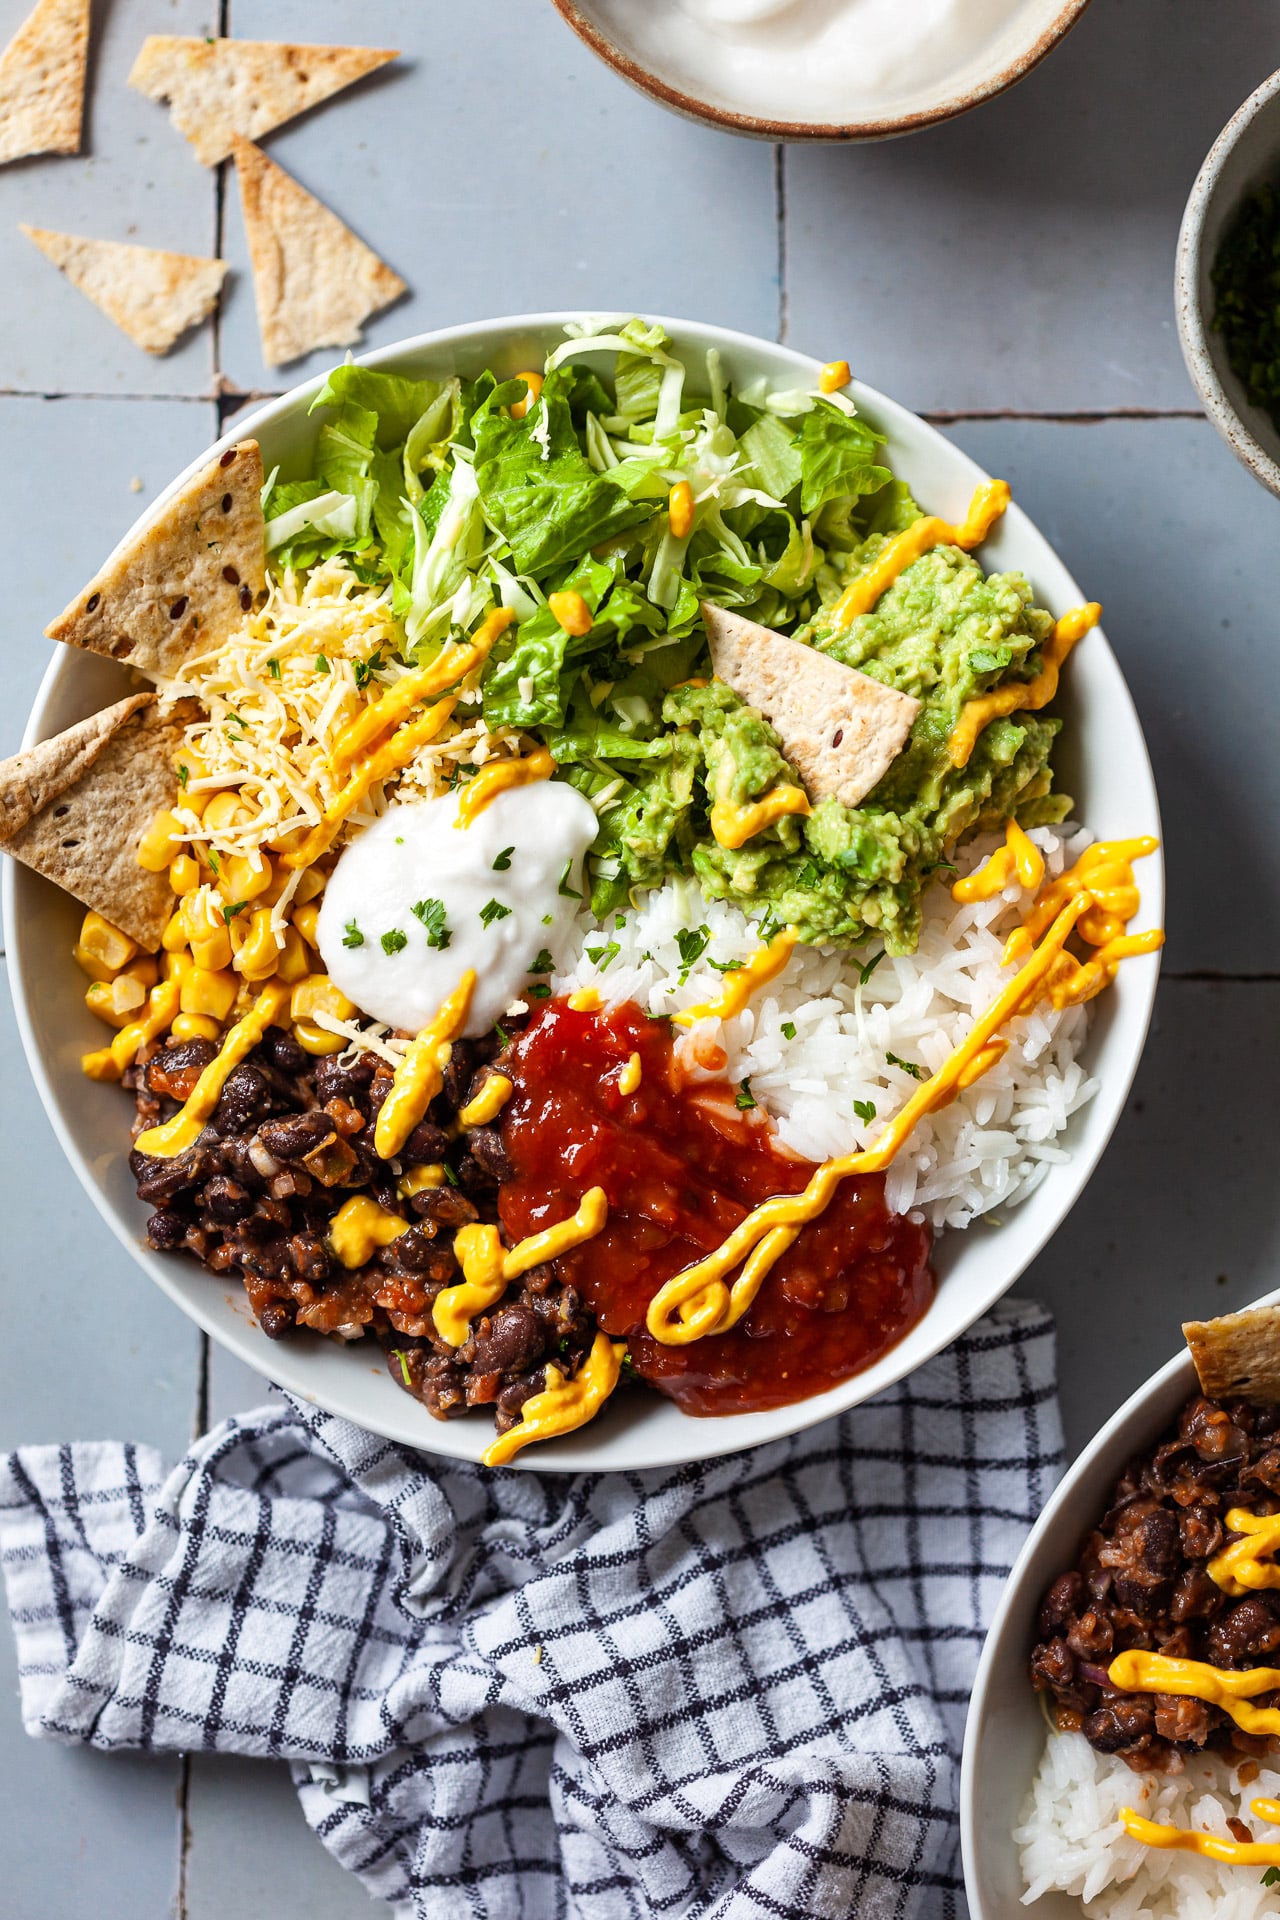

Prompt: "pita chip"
[0,0,88,165]
[21,225,227,355]
[46,440,266,679]
[128,35,398,167]
[232,137,405,367]
[1184,1308,1280,1407]
[701,602,921,810]
[0,694,195,948]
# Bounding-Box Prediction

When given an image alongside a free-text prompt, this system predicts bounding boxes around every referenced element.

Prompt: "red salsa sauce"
[497,997,934,1416]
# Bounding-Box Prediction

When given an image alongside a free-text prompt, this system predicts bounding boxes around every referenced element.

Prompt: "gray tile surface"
[0,0,1277,1912]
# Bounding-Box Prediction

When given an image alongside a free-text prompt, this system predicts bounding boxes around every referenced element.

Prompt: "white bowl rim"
[5,307,1163,1472]
[1176,63,1280,501]
[959,1281,1280,1913]
[549,0,1095,142]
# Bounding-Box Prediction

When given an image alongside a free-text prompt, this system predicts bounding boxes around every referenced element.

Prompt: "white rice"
[1018,1728,1280,1918]
[543,822,1098,1232]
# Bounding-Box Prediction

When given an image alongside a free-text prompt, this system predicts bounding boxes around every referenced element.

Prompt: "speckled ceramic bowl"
[551,0,1093,142]
[1177,66,1280,500]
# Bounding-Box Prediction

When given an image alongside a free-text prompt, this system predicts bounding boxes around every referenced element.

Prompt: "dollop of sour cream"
[598,0,1033,121]
[316,782,598,1039]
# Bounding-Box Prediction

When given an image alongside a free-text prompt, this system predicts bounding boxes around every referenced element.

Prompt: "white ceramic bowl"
[961,1286,1280,1917]
[1177,66,1280,500]
[552,0,1093,142]
[5,311,1163,1472]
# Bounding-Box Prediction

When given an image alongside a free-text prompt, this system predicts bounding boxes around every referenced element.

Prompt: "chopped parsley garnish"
[207,849,220,874]
[176,761,189,789]
[557,860,581,899]
[674,925,710,982]
[492,1024,509,1047]
[479,899,512,928]
[706,956,744,973]
[492,846,514,871]
[411,898,451,949]
[886,1051,924,1080]
[529,949,555,974]
[381,929,408,955]
[795,858,823,890]
[353,650,385,690]
[619,1348,638,1380]
[859,949,886,985]
[780,1020,796,1040]
[735,1080,757,1111]
[1262,1865,1280,1887]
[542,913,553,925]
[527,982,552,999]
[267,656,281,680]
[314,653,331,675]
[756,906,783,943]
[585,940,620,971]
[221,900,249,924]
[853,1098,877,1123]
[442,1163,459,1186]
[342,919,364,949]
[391,1349,412,1388]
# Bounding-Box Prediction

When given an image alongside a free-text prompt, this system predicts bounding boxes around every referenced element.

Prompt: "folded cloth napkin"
[0,1297,1061,1920]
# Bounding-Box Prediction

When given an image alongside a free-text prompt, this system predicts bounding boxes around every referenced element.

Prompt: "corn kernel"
[122,956,158,990]
[293,901,321,948]
[293,1019,345,1056]
[668,479,695,540]
[275,927,310,983]
[186,892,233,972]
[162,948,194,985]
[292,865,327,905]
[263,823,311,857]
[168,852,200,896]
[171,1012,221,1043]
[217,851,273,903]
[291,974,356,1026]
[231,906,281,981]
[85,976,148,1028]
[161,907,190,954]
[510,369,543,420]
[138,808,185,873]
[73,910,137,981]
[202,790,250,836]
[174,746,209,817]
[548,589,593,637]
[180,966,238,1022]
[818,358,851,394]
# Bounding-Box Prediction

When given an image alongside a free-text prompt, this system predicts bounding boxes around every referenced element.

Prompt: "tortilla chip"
[231,137,405,368]
[128,35,398,167]
[701,603,921,809]
[0,696,197,948]
[0,0,88,165]
[45,440,266,679]
[1184,1308,1280,1406]
[20,225,227,355]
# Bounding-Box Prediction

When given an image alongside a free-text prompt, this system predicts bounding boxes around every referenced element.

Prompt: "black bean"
[259,1302,296,1340]
[387,1225,438,1273]
[258,1111,336,1163]
[288,1231,330,1286]
[132,1144,212,1203]
[146,1209,189,1249]
[264,1030,309,1075]
[403,1119,450,1163]
[213,1063,274,1133]
[201,1176,254,1222]
[416,1187,479,1230]
[314,1054,376,1107]
[466,1126,513,1183]
[469,1304,544,1377]
[1083,1697,1155,1753]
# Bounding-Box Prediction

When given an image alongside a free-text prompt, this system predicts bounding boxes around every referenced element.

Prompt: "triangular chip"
[0,0,88,164]
[701,602,921,809]
[128,35,398,167]
[232,137,405,368]
[1185,1308,1280,1406]
[0,695,197,948]
[21,225,227,355]
[45,440,266,679]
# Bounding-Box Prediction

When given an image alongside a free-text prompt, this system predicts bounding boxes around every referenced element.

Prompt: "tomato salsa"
[497,998,934,1416]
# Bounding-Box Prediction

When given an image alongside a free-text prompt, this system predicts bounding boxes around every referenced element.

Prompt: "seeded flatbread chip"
[232,137,405,368]
[0,695,196,948]
[20,225,227,355]
[0,0,88,165]
[45,440,266,679]
[701,602,921,809]
[127,35,397,168]
[1184,1308,1280,1406]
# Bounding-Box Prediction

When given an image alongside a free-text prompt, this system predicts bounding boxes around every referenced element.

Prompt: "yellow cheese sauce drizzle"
[456,745,555,828]
[82,979,181,1082]
[673,927,799,1028]
[1121,1798,1280,1870]
[373,971,477,1160]
[282,695,458,870]
[646,891,1109,1347]
[948,602,1100,770]
[457,1073,514,1128]
[482,1331,625,1469]
[1003,836,1163,1010]
[328,1195,409,1268]
[433,1185,609,1349]
[827,478,1011,630]
[1209,1509,1280,1594]
[710,779,811,851]
[330,606,513,774]
[951,820,1045,904]
[133,982,291,1157]
[1109,1650,1280,1739]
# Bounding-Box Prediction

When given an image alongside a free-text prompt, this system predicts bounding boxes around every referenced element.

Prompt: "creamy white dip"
[598,0,1037,121]
[317,782,598,1039]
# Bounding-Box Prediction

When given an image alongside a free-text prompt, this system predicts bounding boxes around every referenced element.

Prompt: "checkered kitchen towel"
[0,1297,1061,1920]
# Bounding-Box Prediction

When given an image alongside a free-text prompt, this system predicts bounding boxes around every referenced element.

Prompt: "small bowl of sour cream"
[551,0,1093,141]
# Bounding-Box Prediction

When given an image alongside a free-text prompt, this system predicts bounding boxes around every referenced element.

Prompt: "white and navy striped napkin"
[0,1297,1061,1920]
